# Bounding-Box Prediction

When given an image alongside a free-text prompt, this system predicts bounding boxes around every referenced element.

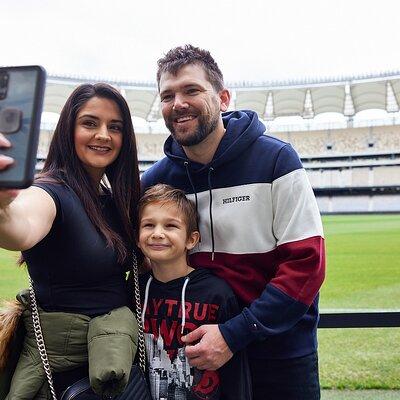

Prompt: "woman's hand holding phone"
[0,133,13,167]
[0,131,53,251]
[0,133,20,208]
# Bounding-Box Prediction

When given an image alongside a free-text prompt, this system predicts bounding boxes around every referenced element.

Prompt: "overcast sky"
[2,0,400,84]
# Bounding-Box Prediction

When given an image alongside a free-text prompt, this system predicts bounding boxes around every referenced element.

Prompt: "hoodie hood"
[141,269,215,334]
[144,268,214,288]
[164,110,266,171]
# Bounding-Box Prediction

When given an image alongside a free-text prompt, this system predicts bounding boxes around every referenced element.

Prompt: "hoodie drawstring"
[207,167,215,261]
[184,162,201,238]
[184,162,199,214]
[181,277,190,334]
[141,274,190,335]
[184,162,216,261]
[141,275,153,327]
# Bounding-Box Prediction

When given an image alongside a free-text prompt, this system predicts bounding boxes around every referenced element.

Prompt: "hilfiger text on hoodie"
[141,110,326,361]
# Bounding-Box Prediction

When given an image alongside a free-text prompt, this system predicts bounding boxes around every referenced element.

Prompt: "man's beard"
[166,109,219,147]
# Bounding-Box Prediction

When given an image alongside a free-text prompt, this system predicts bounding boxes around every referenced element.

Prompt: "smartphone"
[0,65,46,188]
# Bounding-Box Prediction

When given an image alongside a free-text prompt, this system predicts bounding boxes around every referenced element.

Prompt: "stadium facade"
[37,71,400,213]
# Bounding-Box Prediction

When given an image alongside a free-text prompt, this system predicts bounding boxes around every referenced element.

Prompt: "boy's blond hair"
[138,184,198,238]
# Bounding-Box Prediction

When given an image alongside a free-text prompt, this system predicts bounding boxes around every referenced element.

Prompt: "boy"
[138,184,252,400]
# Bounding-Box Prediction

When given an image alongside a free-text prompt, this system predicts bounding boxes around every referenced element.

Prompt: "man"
[141,44,325,400]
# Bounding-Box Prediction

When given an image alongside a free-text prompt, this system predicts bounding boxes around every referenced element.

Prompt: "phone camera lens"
[0,72,9,87]
[0,72,9,100]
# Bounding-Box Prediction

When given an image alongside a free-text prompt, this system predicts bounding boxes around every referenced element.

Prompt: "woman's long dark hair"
[38,83,140,263]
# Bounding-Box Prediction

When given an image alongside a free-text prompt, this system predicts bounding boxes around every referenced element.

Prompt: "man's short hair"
[138,184,198,238]
[156,44,224,92]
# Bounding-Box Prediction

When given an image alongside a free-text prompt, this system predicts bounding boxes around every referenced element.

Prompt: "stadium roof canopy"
[44,70,400,122]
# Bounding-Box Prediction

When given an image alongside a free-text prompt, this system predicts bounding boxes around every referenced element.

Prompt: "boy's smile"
[138,201,199,278]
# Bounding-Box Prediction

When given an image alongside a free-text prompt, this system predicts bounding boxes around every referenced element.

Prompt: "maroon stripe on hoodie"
[189,235,325,307]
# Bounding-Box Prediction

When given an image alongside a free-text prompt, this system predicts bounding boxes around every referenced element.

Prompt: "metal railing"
[318,311,400,328]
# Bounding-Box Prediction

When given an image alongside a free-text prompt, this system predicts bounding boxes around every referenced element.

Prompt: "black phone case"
[0,65,46,188]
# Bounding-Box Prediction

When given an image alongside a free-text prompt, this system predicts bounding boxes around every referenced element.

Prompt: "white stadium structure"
[37,71,400,213]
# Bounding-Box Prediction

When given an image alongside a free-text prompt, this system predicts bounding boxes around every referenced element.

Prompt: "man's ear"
[219,89,231,112]
[186,231,200,250]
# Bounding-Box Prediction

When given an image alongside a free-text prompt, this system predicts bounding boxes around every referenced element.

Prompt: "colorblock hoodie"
[141,110,326,360]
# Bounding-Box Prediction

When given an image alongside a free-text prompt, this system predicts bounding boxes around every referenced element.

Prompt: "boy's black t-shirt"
[140,268,252,400]
[22,182,130,317]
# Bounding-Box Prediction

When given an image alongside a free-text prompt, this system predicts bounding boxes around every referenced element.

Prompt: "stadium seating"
[35,70,400,213]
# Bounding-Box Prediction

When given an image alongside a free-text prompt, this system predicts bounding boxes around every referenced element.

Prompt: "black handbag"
[60,365,149,400]
[29,253,151,400]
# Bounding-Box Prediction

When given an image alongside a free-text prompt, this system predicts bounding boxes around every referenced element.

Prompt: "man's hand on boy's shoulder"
[182,325,233,370]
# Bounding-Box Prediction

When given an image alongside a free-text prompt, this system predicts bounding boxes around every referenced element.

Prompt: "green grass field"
[320,214,400,310]
[0,250,27,299]
[317,214,400,390]
[1,214,399,390]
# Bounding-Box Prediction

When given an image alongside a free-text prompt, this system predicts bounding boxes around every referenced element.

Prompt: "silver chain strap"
[28,252,146,400]
[132,252,147,372]
[29,277,58,400]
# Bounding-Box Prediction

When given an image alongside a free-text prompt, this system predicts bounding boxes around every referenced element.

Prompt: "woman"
[0,83,141,398]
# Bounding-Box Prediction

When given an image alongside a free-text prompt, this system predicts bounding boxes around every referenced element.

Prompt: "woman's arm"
[0,133,56,251]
